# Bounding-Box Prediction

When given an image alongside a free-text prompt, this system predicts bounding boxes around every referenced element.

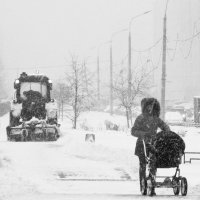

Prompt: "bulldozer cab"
[14,72,52,103]
[20,82,47,100]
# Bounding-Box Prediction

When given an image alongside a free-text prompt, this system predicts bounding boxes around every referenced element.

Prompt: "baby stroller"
[141,131,188,196]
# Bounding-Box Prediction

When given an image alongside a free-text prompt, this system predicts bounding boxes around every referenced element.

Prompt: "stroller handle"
[142,139,147,158]
[142,139,151,163]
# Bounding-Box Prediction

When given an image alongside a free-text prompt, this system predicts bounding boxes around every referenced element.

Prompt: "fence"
[183,152,200,163]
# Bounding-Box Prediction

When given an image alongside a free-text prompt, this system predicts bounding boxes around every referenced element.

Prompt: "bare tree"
[52,82,69,119]
[0,65,7,100]
[65,55,95,129]
[113,67,153,128]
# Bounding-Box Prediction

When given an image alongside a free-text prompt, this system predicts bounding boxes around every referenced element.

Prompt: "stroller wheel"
[172,177,180,195]
[141,177,147,195]
[181,177,188,196]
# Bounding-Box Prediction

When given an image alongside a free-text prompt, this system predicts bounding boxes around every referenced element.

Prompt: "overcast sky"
[0,0,155,69]
[0,0,200,102]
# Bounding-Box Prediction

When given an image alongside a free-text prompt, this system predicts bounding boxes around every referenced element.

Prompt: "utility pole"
[128,29,132,108]
[110,42,113,115]
[127,31,132,128]
[97,55,100,101]
[83,61,89,94]
[161,11,167,120]
[61,98,64,121]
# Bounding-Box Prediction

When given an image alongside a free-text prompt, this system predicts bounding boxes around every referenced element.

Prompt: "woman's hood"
[141,98,160,117]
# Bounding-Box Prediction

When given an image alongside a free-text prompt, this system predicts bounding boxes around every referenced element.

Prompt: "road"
[0,136,199,200]
[0,113,200,199]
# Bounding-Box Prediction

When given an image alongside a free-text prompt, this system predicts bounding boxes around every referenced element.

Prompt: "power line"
[166,35,178,61]
[131,37,162,53]
[166,17,200,60]
[170,17,200,43]
[178,36,194,59]
[149,45,163,69]
[175,30,200,42]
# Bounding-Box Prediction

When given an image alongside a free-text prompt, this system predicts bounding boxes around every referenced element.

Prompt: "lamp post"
[128,10,151,123]
[110,29,128,115]
[161,0,169,120]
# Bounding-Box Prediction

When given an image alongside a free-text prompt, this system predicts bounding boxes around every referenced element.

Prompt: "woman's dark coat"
[131,98,170,157]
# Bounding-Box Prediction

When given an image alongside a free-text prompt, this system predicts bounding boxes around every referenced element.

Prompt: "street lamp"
[110,28,128,115]
[128,10,152,105]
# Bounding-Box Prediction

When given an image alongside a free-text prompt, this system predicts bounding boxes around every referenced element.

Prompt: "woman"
[131,97,170,195]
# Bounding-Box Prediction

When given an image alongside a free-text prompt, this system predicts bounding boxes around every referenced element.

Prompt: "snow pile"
[0,113,9,141]
[0,153,11,169]
[165,111,183,123]
[78,111,128,132]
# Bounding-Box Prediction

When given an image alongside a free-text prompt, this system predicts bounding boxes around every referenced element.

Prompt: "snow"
[0,111,200,199]
[78,111,128,132]
[165,111,184,123]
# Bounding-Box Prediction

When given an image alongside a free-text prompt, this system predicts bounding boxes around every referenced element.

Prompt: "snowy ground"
[0,112,200,199]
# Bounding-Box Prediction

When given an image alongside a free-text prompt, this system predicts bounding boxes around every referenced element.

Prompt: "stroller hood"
[155,131,185,168]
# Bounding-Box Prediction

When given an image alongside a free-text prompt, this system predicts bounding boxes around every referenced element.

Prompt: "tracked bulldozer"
[6,72,60,141]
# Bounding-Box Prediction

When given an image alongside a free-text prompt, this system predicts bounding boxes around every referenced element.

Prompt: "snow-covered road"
[0,112,200,199]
